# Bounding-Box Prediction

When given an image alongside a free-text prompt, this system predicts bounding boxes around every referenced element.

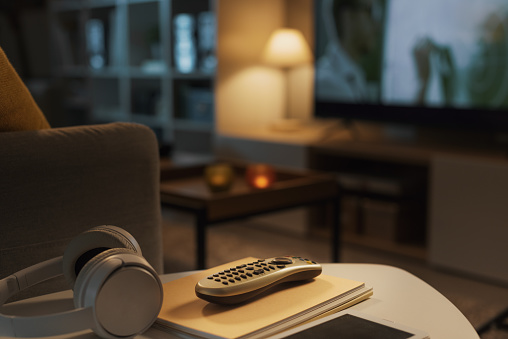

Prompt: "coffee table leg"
[331,197,341,262]
[196,210,207,269]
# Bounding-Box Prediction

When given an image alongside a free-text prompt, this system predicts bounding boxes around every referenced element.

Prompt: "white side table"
[0,264,478,338]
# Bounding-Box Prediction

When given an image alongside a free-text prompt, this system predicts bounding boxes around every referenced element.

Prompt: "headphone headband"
[0,257,95,337]
[0,257,63,305]
[1,307,93,337]
[0,226,162,338]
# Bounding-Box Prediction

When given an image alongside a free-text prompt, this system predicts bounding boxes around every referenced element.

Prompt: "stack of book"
[155,257,373,339]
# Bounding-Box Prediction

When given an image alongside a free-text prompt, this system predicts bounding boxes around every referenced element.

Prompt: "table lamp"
[262,28,312,124]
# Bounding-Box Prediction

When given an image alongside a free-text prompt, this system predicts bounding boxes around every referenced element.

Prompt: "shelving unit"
[48,0,216,154]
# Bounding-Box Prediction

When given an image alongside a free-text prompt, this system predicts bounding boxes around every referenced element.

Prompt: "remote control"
[195,256,322,304]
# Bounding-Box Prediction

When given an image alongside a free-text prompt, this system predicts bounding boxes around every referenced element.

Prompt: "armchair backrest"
[0,122,163,301]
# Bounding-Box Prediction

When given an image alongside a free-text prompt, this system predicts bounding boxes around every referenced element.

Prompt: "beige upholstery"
[0,122,163,301]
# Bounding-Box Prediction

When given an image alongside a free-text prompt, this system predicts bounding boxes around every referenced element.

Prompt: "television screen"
[314,0,508,131]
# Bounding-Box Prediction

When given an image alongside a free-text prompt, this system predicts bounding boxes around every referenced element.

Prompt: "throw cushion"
[0,45,50,131]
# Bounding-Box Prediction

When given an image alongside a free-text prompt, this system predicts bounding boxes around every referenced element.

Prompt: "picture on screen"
[315,0,508,110]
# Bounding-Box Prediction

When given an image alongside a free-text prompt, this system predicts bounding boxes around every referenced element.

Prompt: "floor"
[160,207,508,339]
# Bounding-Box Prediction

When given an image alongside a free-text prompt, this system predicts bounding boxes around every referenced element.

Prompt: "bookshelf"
[48,0,216,154]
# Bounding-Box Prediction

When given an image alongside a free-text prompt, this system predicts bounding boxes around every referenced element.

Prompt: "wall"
[286,0,314,121]
[216,0,314,135]
[214,0,316,235]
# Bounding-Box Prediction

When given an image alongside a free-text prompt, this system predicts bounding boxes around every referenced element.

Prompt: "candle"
[245,164,276,189]
[204,163,234,192]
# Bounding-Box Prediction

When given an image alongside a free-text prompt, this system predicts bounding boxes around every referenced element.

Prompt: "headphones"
[0,225,163,338]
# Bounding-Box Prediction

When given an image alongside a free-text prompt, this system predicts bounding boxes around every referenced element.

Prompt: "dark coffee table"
[160,162,341,269]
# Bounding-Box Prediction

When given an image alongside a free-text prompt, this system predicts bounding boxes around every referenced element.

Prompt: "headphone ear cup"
[73,248,163,338]
[63,225,142,289]
[72,248,132,304]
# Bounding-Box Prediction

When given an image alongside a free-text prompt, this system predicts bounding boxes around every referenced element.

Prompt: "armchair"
[0,122,163,301]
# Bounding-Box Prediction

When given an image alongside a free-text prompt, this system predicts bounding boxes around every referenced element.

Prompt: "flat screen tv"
[314,0,508,133]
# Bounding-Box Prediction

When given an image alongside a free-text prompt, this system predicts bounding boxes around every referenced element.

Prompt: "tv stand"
[308,137,430,257]
[309,124,508,278]
[320,122,508,169]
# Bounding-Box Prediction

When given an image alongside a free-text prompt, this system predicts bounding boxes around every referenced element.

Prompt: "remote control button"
[232,272,239,275]
[263,267,270,272]
[207,276,213,279]
[221,276,227,279]
[215,278,221,282]
[240,274,247,279]
[269,265,275,270]
[227,274,233,277]
[271,257,293,265]
[246,267,254,271]
[222,281,228,285]
[235,277,241,281]
[229,279,235,283]
[277,265,286,269]
[246,272,252,277]
[224,269,230,273]
[238,269,245,273]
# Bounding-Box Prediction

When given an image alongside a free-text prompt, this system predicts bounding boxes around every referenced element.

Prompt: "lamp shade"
[262,28,312,68]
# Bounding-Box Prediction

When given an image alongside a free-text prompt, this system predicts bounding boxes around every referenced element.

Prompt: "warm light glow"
[210,175,228,186]
[216,66,283,132]
[246,164,276,189]
[253,176,270,189]
[262,28,312,68]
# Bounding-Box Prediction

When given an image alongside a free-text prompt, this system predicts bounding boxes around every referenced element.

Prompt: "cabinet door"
[429,155,508,283]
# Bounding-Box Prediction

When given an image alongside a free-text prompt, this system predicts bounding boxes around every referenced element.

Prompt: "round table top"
[0,263,478,339]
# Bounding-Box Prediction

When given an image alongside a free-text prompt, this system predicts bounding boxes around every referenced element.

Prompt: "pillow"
[0,45,50,132]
